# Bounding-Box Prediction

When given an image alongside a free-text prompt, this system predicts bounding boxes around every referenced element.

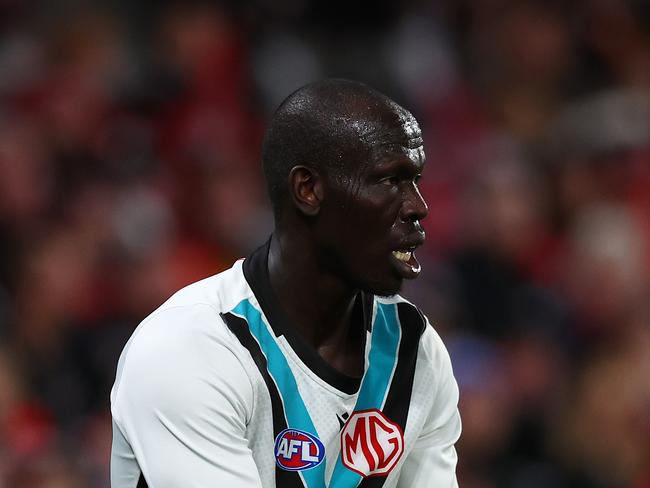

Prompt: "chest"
[242,332,436,488]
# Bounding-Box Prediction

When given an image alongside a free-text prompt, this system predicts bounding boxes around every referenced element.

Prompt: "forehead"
[354,105,421,144]
[355,109,425,171]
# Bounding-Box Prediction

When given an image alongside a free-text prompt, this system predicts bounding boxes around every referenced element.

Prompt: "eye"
[414,174,422,184]
[380,176,399,187]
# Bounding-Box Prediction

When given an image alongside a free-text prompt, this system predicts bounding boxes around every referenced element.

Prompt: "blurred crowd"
[0,0,648,487]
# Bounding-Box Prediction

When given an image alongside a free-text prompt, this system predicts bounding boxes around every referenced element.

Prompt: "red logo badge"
[340,409,404,477]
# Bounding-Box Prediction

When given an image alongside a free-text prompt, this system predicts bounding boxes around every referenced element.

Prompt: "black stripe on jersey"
[136,474,148,488]
[221,312,306,488]
[358,302,426,488]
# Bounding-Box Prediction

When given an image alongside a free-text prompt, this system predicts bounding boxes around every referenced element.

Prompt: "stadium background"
[0,0,648,486]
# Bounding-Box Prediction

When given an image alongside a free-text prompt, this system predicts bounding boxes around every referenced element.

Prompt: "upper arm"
[111,305,262,488]
[397,327,461,488]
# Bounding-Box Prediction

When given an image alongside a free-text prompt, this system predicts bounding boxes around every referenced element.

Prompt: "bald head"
[262,79,421,221]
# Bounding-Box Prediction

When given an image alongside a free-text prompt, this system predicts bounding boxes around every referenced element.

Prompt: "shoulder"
[118,259,252,371]
[382,298,460,432]
[111,260,257,422]
[160,258,251,313]
[377,294,452,367]
[130,258,253,351]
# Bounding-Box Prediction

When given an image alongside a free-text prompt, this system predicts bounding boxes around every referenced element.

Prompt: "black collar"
[242,239,372,394]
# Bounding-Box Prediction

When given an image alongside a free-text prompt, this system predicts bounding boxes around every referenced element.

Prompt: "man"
[111,79,461,487]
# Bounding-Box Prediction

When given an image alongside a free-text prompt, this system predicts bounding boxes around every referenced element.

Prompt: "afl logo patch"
[340,409,404,477]
[274,428,325,471]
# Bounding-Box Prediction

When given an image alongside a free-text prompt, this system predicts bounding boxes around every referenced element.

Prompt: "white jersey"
[110,242,461,488]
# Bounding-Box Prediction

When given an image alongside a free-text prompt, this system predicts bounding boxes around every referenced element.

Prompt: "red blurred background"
[0,1,648,487]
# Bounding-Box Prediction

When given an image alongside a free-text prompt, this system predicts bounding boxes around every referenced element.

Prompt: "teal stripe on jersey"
[328,302,402,488]
[354,302,402,411]
[231,299,326,488]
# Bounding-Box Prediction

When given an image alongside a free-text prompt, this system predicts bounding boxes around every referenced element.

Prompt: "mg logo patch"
[340,409,404,477]
[274,428,325,471]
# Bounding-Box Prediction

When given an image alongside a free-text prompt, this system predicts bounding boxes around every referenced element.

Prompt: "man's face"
[315,109,428,296]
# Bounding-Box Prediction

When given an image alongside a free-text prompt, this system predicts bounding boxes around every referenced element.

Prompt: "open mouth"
[392,250,413,262]
[391,247,421,277]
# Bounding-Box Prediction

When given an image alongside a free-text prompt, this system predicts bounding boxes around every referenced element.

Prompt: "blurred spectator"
[554,323,650,488]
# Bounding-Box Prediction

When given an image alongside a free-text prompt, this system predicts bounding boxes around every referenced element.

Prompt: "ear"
[288,165,323,216]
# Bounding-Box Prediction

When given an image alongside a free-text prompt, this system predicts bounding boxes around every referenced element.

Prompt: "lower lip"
[390,251,421,279]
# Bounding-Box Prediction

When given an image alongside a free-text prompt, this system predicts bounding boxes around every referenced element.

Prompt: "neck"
[267,231,364,364]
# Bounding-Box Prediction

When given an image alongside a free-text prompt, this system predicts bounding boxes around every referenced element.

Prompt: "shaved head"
[262,79,422,221]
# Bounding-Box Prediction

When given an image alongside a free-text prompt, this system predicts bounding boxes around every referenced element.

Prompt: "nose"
[399,183,428,223]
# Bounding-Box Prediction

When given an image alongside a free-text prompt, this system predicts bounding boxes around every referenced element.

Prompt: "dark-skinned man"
[111,79,461,488]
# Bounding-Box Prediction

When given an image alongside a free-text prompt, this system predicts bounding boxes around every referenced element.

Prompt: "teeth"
[392,250,412,262]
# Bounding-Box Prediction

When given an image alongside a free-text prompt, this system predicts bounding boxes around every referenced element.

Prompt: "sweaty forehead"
[351,104,422,150]
[342,104,424,171]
